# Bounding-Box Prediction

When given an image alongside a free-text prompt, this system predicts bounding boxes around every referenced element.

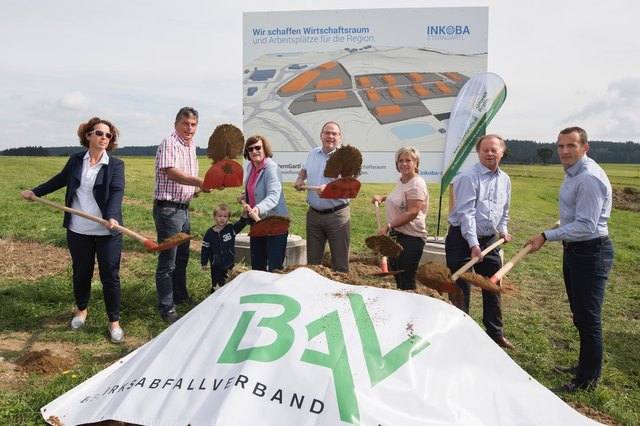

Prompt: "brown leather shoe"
[493,335,515,349]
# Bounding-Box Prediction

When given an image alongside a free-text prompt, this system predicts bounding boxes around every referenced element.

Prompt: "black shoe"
[210,287,216,294]
[161,310,180,324]
[553,364,579,375]
[175,297,195,306]
[550,380,596,394]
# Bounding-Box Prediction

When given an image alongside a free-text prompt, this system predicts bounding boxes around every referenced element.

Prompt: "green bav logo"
[219,293,431,424]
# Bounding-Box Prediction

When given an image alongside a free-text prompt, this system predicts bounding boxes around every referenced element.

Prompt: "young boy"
[201,204,248,293]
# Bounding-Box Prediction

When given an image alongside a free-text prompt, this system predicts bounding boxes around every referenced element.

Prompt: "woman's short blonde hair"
[395,147,420,173]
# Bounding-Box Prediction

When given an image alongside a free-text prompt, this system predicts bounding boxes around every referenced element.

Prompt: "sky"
[1,0,638,150]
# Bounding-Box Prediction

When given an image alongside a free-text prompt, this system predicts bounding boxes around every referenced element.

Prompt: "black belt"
[155,199,189,210]
[449,226,495,240]
[310,203,349,215]
[478,234,496,240]
[563,236,609,248]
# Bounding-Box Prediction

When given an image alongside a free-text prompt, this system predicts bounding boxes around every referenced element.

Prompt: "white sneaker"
[109,327,124,344]
[70,316,85,331]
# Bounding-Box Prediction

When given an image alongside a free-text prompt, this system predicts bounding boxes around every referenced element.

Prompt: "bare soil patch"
[15,349,75,374]
[567,402,622,426]
[0,238,70,281]
[0,237,147,283]
[613,187,640,212]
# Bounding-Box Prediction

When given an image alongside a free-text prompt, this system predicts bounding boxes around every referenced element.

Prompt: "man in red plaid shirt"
[153,107,208,324]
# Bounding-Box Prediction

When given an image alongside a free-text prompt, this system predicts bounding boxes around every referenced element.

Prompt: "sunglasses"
[88,130,113,140]
[247,145,262,152]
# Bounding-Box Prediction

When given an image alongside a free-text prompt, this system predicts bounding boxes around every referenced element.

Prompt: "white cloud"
[57,91,88,110]
[0,0,638,149]
[563,77,640,141]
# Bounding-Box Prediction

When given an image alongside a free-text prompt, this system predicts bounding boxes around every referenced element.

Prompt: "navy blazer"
[32,151,125,230]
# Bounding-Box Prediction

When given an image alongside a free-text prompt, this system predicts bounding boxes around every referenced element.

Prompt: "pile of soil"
[612,187,640,212]
[567,402,622,426]
[15,350,74,374]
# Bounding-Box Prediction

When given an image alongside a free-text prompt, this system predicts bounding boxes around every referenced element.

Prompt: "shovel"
[203,124,245,190]
[203,160,243,190]
[321,144,363,199]
[30,196,189,252]
[463,220,562,288]
[300,177,361,199]
[240,201,290,237]
[366,201,403,260]
[415,237,506,296]
[416,262,463,297]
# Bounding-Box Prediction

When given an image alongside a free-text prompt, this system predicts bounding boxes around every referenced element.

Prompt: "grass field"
[0,156,639,425]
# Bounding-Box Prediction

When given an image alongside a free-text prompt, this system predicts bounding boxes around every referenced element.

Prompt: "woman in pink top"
[371,147,429,290]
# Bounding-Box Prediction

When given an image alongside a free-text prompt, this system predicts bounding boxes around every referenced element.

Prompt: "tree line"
[2,140,640,164]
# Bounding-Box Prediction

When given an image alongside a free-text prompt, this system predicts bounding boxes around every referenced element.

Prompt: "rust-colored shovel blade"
[365,235,403,258]
[248,216,291,237]
[203,160,244,190]
[460,271,502,292]
[416,262,463,297]
[320,177,361,199]
[146,232,191,252]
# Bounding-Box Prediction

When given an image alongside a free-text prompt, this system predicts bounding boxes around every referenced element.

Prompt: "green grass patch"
[0,157,638,425]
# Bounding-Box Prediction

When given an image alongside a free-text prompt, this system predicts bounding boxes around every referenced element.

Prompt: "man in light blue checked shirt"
[294,122,351,273]
[446,134,515,350]
[527,127,614,394]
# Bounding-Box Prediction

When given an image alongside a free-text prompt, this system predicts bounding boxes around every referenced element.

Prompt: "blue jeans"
[67,230,122,322]
[563,237,614,387]
[153,204,191,314]
[446,226,504,338]
[250,233,288,271]
[389,231,425,290]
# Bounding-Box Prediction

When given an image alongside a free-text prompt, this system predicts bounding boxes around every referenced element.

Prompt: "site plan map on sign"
[244,8,488,182]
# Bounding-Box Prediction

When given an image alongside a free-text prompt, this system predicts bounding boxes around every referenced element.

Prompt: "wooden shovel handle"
[489,244,533,284]
[374,201,382,232]
[31,196,150,244]
[451,238,505,281]
[239,200,261,222]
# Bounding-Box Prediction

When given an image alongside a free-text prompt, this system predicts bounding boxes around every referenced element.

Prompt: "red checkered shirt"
[153,131,199,204]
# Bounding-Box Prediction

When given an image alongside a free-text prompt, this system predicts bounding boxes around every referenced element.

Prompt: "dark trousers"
[211,266,232,288]
[563,237,614,386]
[153,204,191,314]
[445,226,504,338]
[389,231,425,290]
[306,207,351,273]
[67,229,122,322]
[250,233,288,271]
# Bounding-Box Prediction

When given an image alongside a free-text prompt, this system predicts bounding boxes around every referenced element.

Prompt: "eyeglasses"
[89,130,113,140]
[247,145,262,152]
[322,131,340,137]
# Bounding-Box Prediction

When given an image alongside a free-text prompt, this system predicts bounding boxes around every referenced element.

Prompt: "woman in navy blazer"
[21,117,126,343]
[238,135,289,271]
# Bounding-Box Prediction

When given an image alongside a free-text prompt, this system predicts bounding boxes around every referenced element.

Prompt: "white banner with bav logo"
[42,268,599,425]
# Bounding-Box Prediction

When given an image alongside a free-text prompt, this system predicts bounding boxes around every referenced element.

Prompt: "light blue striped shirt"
[448,162,511,248]
[545,155,611,242]
[303,146,348,210]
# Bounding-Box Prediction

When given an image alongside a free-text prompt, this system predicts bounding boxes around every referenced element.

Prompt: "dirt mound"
[276,262,450,302]
[15,350,74,374]
[613,187,640,212]
[567,402,622,426]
